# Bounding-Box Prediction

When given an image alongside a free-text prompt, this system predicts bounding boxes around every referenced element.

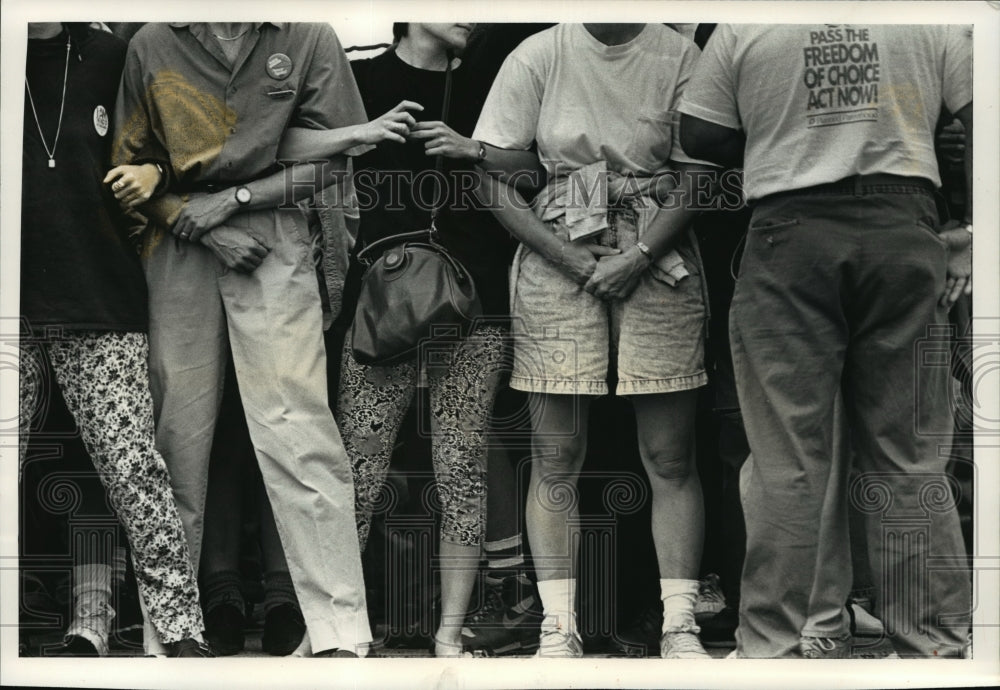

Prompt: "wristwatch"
[475,141,487,164]
[152,162,168,194]
[235,185,252,206]
[635,241,654,262]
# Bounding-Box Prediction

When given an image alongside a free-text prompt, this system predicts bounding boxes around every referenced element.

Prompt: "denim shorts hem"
[509,375,609,396]
[616,371,708,396]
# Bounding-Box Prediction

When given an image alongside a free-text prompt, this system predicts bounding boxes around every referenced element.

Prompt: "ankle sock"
[66,564,114,656]
[483,535,526,589]
[201,570,244,613]
[261,570,299,615]
[112,547,128,587]
[660,578,699,634]
[536,579,577,635]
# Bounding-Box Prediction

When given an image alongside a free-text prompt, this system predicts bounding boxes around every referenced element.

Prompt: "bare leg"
[434,542,481,653]
[525,393,591,631]
[631,391,702,579]
[425,327,507,655]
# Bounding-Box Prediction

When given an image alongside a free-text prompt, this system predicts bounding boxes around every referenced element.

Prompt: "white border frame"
[1,2,997,688]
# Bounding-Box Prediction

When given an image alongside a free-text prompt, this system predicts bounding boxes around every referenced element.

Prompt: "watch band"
[153,162,168,193]
[635,241,653,261]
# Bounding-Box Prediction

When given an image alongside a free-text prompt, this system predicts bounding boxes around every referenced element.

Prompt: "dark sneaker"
[698,605,738,648]
[262,604,306,656]
[694,574,726,622]
[847,602,884,637]
[462,579,505,633]
[109,580,144,652]
[169,638,216,657]
[203,604,245,656]
[49,634,100,657]
[613,604,662,658]
[461,575,542,656]
[799,633,852,659]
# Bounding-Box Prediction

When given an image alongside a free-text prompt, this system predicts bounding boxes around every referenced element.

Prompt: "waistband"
[758,174,935,204]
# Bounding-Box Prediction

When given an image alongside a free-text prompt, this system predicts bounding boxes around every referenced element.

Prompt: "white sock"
[660,578,699,634]
[66,565,114,656]
[536,579,577,635]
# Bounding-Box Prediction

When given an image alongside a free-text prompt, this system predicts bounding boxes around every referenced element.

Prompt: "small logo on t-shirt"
[93,105,109,137]
[266,53,293,80]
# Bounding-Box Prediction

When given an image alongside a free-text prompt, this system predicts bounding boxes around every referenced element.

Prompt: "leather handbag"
[350,53,482,366]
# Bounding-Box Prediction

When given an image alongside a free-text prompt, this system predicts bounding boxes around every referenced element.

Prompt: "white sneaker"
[799,633,852,659]
[65,589,114,656]
[660,631,710,659]
[534,629,583,658]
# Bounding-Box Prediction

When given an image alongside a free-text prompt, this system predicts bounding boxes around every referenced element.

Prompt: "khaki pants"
[142,205,371,652]
[731,186,970,658]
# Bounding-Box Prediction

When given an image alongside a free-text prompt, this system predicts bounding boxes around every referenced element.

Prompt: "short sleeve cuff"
[471,128,532,152]
[670,149,720,168]
[676,101,741,132]
[345,143,375,158]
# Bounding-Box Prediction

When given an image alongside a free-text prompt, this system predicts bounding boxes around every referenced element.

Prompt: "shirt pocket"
[624,110,676,172]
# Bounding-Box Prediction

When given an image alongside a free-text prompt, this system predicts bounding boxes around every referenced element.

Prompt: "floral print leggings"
[338,326,507,548]
[19,331,203,644]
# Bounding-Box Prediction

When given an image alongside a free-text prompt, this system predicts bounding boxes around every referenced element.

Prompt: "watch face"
[236,187,252,204]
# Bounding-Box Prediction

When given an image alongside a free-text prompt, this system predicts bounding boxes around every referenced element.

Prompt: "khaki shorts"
[509,207,707,396]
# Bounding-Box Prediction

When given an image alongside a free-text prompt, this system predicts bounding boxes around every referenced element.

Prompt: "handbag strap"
[428,51,454,238]
[355,235,470,282]
[357,51,455,266]
[356,229,432,263]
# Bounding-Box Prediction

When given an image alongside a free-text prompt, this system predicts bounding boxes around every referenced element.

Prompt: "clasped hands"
[172,192,269,275]
[556,241,651,301]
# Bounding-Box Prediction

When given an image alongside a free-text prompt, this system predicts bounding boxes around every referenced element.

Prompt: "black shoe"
[699,605,738,648]
[461,574,543,656]
[49,634,100,657]
[613,604,662,658]
[261,604,306,656]
[203,604,245,656]
[169,638,216,657]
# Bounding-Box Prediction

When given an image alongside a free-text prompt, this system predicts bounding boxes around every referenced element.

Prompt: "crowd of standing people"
[19,19,973,661]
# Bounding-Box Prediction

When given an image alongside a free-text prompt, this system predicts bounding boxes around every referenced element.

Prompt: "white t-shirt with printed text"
[677,24,972,201]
